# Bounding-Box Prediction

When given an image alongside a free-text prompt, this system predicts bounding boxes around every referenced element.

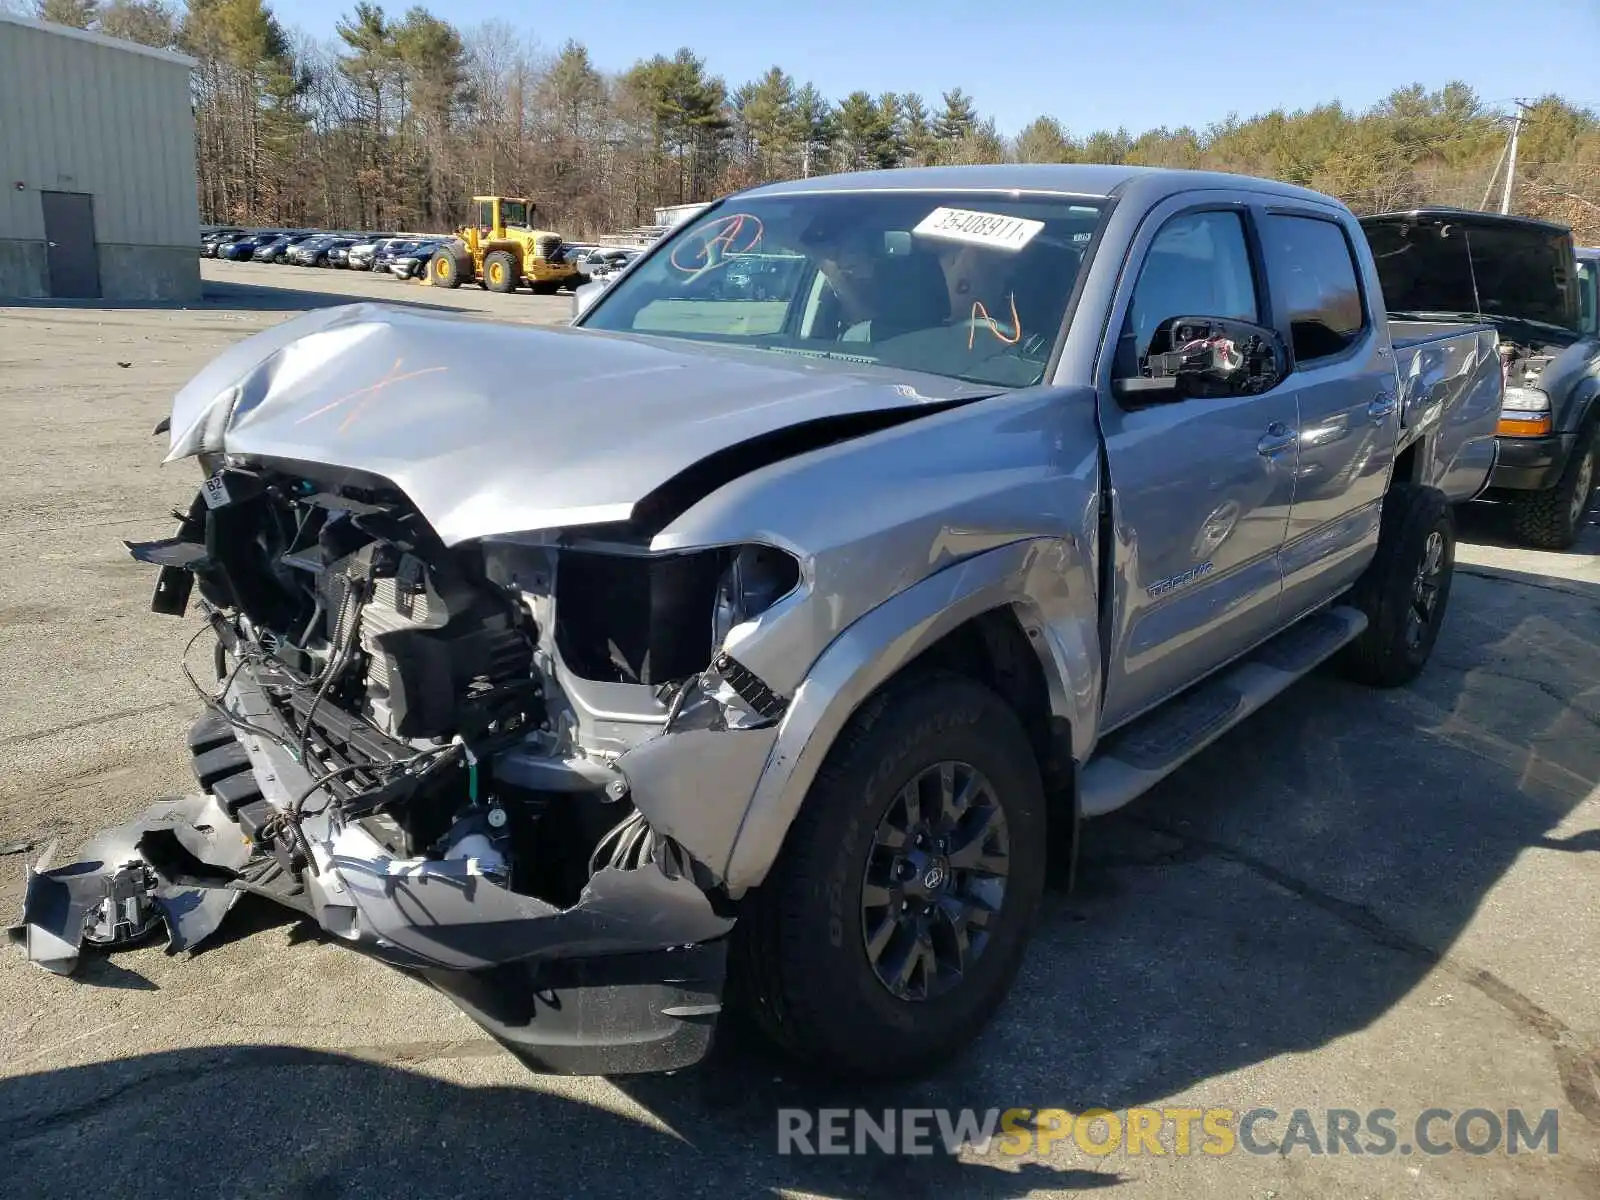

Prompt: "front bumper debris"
[10,668,737,1076]
[8,792,252,975]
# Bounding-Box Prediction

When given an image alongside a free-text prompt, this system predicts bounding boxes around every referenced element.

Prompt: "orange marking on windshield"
[969,293,1022,350]
[670,213,764,275]
[294,357,448,433]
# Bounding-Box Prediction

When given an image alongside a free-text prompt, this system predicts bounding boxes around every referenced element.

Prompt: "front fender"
[720,536,1101,894]
[1557,371,1600,436]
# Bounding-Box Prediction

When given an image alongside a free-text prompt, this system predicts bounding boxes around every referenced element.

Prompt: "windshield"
[502,200,529,228]
[1362,217,1580,332]
[578,190,1107,387]
[1579,259,1597,335]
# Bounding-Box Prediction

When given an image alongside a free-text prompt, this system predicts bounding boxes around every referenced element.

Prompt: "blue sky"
[270,0,1600,137]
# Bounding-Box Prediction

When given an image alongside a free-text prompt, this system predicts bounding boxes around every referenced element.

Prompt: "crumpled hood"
[166,303,990,545]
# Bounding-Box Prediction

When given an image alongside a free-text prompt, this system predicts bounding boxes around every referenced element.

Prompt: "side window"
[1261,214,1366,362]
[1124,210,1258,360]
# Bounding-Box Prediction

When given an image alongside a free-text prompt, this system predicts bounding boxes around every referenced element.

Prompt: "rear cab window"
[1260,214,1368,363]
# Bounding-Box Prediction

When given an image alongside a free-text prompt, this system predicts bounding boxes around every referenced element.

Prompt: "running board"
[1079,605,1367,818]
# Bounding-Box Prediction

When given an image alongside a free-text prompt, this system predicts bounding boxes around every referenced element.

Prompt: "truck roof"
[1577,245,1599,261]
[737,164,1346,208]
[1360,207,1573,237]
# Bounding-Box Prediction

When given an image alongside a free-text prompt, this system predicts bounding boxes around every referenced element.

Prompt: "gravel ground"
[1,259,1597,1199]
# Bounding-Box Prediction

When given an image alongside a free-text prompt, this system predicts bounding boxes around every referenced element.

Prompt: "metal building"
[0,13,200,301]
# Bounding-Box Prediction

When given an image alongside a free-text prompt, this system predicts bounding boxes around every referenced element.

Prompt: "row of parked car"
[201,228,457,280]
[202,227,646,288]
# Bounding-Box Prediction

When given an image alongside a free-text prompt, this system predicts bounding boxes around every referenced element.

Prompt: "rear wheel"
[1339,482,1455,688]
[430,248,468,289]
[484,250,519,293]
[734,672,1048,1080]
[1508,419,1597,551]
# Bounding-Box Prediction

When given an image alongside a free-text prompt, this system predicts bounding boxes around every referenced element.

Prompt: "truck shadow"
[2,570,1595,1196]
[0,1044,1117,1198]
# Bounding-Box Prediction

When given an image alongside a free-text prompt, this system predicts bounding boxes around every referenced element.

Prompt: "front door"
[1096,199,1300,730]
[1257,207,1397,614]
[41,191,100,299]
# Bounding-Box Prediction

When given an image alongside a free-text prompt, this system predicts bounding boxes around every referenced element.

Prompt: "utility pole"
[1499,100,1531,215]
[1479,134,1511,210]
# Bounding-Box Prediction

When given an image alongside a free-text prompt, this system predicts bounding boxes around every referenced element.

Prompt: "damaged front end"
[11,461,803,1075]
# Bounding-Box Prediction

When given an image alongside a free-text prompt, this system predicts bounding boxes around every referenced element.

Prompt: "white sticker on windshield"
[913,207,1045,252]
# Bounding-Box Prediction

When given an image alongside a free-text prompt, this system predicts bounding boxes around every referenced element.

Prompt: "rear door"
[40,191,100,299]
[1257,207,1398,616]
[1096,194,1300,730]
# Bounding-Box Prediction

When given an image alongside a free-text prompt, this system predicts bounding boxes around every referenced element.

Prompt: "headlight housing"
[1498,387,1552,436]
[710,545,800,650]
[1502,387,1550,413]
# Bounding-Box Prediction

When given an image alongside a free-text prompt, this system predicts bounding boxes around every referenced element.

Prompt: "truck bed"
[1388,320,1503,502]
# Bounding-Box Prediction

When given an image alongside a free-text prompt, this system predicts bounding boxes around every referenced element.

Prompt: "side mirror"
[1114,316,1289,402]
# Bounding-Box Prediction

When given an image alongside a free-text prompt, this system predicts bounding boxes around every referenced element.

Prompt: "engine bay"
[127,461,800,912]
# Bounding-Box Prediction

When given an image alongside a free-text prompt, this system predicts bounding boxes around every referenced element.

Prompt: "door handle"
[1257,423,1297,456]
[1368,392,1398,422]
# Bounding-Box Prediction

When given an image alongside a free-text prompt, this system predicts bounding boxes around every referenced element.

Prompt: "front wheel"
[1508,421,1597,551]
[734,672,1048,1080]
[1339,482,1455,688]
[430,248,468,289]
[483,250,519,293]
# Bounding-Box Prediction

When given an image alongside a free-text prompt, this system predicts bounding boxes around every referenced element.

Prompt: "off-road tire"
[1339,482,1455,688]
[430,248,468,289]
[484,250,519,294]
[1507,418,1598,551]
[733,671,1048,1080]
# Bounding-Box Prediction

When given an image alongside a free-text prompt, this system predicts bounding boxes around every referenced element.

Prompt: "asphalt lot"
[1,258,1598,1199]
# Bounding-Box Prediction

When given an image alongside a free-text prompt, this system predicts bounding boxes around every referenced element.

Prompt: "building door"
[41,191,101,299]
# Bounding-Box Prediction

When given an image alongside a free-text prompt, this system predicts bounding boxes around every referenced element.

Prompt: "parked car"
[253,232,318,264]
[390,239,450,279]
[249,238,284,263]
[218,232,287,261]
[19,165,1502,1084]
[283,234,331,265]
[373,238,425,274]
[1360,210,1600,549]
[345,234,396,271]
[200,228,246,257]
[577,247,639,284]
[325,241,354,268]
[288,235,356,267]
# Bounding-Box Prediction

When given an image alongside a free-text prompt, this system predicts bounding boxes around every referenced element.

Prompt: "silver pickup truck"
[12,165,1502,1082]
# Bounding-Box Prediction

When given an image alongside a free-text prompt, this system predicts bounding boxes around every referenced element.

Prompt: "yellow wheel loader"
[429,196,582,295]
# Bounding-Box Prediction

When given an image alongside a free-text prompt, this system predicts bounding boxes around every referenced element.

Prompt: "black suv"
[1362,209,1600,549]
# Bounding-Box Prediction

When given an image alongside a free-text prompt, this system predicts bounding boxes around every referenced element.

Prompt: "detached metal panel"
[0,14,198,248]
